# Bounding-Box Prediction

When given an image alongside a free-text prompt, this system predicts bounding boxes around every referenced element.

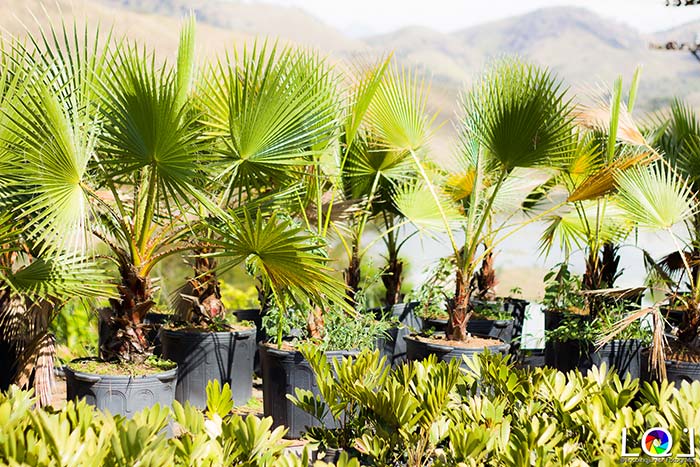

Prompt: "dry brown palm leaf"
[14,332,55,407]
[567,151,658,202]
[573,102,646,147]
[595,306,667,379]
[305,192,364,225]
[580,286,647,300]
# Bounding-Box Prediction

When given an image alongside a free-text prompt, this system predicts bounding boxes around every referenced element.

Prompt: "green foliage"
[0,382,350,467]
[542,262,586,313]
[8,356,700,465]
[296,349,700,466]
[261,305,391,352]
[51,301,98,361]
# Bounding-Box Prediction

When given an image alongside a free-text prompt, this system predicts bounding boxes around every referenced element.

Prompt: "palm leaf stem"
[408,149,460,258]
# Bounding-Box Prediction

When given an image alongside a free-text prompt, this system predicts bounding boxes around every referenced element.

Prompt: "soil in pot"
[259,343,357,439]
[405,333,509,369]
[161,326,256,409]
[421,317,514,343]
[64,358,177,417]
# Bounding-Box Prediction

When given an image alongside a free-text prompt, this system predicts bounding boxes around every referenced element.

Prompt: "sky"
[254,0,700,37]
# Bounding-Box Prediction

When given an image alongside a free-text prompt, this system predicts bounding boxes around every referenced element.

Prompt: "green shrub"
[0,383,346,467]
[6,355,700,466]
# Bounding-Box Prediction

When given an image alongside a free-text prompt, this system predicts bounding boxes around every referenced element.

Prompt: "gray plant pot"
[590,339,642,380]
[404,334,509,369]
[374,302,422,367]
[161,328,256,408]
[665,359,700,385]
[64,360,177,417]
[259,344,357,439]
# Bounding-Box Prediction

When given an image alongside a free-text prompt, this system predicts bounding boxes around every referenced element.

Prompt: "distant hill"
[367,7,700,113]
[3,1,700,129]
[96,0,365,53]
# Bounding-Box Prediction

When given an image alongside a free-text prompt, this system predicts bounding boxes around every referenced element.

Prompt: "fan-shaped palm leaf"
[616,164,697,230]
[538,200,633,257]
[651,99,700,186]
[462,58,574,171]
[365,65,436,153]
[393,181,463,234]
[206,210,349,344]
[199,42,340,201]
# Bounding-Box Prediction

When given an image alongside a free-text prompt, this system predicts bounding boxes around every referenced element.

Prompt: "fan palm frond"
[616,163,697,230]
[207,210,348,311]
[462,58,574,171]
[393,181,463,234]
[365,65,436,153]
[200,42,340,200]
[538,200,633,257]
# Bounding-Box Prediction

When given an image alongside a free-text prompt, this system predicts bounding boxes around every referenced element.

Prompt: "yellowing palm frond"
[567,150,658,202]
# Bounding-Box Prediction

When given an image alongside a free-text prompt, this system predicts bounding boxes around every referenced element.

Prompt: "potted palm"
[23,20,217,415]
[395,59,576,365]
[335,62,434,364]
[601,100,700,382]
[161,41,342,408]
[538,72,653,375]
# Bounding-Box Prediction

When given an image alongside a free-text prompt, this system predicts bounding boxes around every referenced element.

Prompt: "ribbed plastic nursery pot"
[232,308,265,375]
[590,339,642,380]
[665,359,700,385]
[259,343,357,439]
[161,327,256,408]
[404,333,509,369]
[64,359,177,417]
[374,301,422,366]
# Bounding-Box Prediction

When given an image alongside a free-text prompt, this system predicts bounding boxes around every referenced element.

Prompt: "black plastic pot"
[404,334,509,369]
[232,308,265,375]
[665,359,700,385]
[421,318,514,343]
[590,339,642,380]
[161,328,256,408]
[374,302,422,367]
[517,350,545,370]
[0,340,13,391]
[64,360,177,417]
[259,344,356,439]
[544,310,591,372]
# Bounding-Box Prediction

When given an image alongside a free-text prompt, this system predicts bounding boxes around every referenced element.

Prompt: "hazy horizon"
[249,0,700,38]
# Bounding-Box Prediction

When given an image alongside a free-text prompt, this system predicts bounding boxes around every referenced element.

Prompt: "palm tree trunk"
[447,269,472,341]
[582,242,620,318]
[344,243,361,304]
[102,263,153,362]
[382,256,403,307]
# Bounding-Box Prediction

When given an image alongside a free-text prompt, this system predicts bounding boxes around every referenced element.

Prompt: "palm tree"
[334,61,435,305]
[191,41,343,330]
[0,26,112,404]
[599,162,698,378]
[395,59,576,341]
[538,71,654,317]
